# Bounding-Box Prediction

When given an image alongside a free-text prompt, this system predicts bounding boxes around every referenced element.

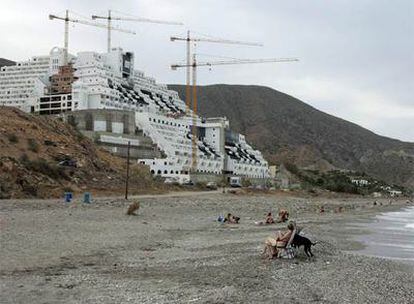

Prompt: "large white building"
[0,47,269,179]
[0,47,73,112]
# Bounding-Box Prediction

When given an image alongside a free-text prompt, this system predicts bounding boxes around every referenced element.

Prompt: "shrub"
[22,183,38,197]
[19,153,29,163]
[284,162,300,175]
[67,115,78,129]
[44,140,56,146]
[63,186,74,193]
[242,179,252,187]
[76,131,86,142]
[7,133,18,143]
[27,138,39,153]
[21,157,67,180]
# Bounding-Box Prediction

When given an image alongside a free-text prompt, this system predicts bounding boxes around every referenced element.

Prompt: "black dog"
[291,234,317,257]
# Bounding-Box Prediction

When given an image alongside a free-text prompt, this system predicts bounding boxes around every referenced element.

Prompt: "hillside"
[169,84,414,189]
[0,107,162,199]
[0,58,15,68]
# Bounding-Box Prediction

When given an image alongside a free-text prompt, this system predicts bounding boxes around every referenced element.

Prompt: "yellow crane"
[171,55,299,172]
[92,10,183,52]
[171,31,262,173]
[49,10,135,65]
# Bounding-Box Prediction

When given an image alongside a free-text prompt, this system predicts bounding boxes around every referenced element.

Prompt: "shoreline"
[1,193,413,303]
[342,205,414,265]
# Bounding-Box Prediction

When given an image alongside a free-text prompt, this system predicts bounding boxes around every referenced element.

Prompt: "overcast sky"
[1,0,413,142]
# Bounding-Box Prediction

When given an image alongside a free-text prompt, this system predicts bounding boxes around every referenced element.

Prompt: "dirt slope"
[0,107,161,199]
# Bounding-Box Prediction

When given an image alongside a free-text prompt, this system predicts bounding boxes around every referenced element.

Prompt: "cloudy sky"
[1,0,413,142]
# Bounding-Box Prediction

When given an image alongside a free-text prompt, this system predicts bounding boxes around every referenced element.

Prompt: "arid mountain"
[0,107,161,199]
[169,84,414,188]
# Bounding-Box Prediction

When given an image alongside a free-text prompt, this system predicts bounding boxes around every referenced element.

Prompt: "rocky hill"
[0,107,161,199]
[169,84,414,189]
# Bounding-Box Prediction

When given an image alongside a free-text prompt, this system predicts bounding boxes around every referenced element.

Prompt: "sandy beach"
[1,192,413,304]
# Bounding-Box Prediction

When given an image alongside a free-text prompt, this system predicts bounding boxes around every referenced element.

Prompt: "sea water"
[352,206,414,264]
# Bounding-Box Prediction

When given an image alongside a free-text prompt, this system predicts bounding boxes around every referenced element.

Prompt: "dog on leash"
[291,234,317,257]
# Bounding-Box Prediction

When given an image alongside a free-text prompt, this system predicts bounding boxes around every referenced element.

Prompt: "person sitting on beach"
[277,209,289,222]
[224,213,240,224]
[264,222,296,259]
[265,212,275,224]
[255,212,275,225]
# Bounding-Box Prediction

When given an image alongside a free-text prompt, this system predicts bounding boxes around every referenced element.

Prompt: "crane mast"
[92,10,183,53]
[191,53,198,169]
[186,31,191,115]
[64,10,69,65]
[108,10,112,54]
[171,32,263,173]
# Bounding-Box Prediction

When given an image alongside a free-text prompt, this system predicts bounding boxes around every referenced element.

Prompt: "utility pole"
[125,141,131,200]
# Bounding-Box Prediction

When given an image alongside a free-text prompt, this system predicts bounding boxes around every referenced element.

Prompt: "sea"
[349,206,414,264]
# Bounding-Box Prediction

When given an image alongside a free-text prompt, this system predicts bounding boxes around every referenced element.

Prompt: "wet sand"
[1,193,413,303]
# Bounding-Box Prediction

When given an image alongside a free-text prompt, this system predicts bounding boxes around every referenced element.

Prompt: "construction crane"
[170,31,262,116]
[49,10,135,65]
[171,55,298,172]
[92,10,183,53]
[170,31,263,172]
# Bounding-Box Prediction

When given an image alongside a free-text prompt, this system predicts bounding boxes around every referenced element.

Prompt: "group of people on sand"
[217,213,240,224]
[218,209,290,226]
[255,209,290,225]
[224,213,240,224]
[218,208,305,260]
[218,209,289,225]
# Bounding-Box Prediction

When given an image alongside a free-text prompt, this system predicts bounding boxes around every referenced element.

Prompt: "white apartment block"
[0,47,73,112]
[0,46,269,179]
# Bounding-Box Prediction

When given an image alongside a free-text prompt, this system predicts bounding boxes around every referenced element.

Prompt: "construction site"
[0,9,300,192]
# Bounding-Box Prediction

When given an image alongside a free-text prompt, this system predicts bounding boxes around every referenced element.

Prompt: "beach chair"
[277,229,297,259]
